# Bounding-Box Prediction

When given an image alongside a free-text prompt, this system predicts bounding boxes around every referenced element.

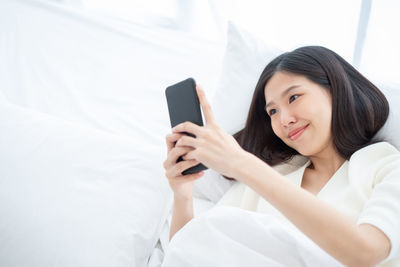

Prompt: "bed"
[1,1,400,267]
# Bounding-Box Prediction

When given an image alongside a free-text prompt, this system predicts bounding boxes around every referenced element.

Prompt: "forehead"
[264,72,310,100]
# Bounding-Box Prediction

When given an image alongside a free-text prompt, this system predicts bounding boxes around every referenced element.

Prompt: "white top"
[217,142,400,266]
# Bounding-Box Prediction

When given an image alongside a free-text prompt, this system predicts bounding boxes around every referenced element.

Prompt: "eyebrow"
[265,85,302,109]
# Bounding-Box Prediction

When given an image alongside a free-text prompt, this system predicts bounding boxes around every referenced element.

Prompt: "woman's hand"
[172,86,249,180]
[163,132,205,200]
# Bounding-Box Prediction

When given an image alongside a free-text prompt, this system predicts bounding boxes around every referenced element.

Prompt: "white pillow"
[191,22,282,203]
[211,22,282,135]
[0,90,5,102]
[212,22,400,150]
[192,22,280,203]
[0,100,171,267]
[193,169,235,203]
[0,0,225,148]
[0,0,227,227]
[374,83,400,149]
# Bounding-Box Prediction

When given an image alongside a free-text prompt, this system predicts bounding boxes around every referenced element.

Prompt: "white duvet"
[162,205,344,267]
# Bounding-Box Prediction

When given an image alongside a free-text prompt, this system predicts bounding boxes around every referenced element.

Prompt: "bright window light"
[360,0,400,84]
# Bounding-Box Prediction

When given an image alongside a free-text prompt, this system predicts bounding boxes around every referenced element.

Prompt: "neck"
[308,145,346,178]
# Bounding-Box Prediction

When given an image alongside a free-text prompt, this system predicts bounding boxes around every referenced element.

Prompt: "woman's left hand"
[172,85,249,180]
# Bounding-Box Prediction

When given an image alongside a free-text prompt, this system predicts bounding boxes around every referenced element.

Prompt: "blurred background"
[57,0,400,84]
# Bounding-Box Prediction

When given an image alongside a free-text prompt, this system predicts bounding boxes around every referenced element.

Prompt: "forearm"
[235,153,379,266]
[169,195,194,241]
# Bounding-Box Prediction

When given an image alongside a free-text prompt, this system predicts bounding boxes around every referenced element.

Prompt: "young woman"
[162,46,400,266]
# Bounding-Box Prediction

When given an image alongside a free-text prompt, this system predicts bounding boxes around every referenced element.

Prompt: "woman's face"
[264,71,333,157]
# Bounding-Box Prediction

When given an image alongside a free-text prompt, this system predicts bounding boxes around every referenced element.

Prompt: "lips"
[288,125,309,141]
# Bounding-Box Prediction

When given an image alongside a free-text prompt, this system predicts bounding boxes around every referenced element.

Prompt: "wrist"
[232,151,266,183]
[174,192,193,202]
[172,194,194,219]
[231,151,255,180]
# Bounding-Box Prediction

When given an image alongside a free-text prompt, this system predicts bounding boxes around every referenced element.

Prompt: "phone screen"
[165,78,208,175]
[165,77,203,129]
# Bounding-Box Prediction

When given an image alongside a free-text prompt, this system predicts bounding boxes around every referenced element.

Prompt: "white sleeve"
[357,154,400,263]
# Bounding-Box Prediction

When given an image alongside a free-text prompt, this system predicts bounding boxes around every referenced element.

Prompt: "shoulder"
[349,141,400,165]
[349,142,400,185]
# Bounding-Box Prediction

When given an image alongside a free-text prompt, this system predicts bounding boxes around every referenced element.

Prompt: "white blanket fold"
[162,206,343,267]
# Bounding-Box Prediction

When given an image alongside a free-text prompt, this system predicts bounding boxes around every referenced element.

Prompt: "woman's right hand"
[163,133,205,200]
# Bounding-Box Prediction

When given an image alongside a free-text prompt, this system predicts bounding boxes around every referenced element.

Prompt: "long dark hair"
[229,46,389,178]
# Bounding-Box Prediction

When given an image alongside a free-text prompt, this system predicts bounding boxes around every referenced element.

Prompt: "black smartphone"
[165,77,208,175]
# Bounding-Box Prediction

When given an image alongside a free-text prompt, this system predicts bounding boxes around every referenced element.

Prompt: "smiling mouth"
[288,125,309,141]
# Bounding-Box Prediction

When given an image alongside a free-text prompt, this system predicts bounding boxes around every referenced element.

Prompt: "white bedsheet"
[0,0,225,266]
[161,205,344,267]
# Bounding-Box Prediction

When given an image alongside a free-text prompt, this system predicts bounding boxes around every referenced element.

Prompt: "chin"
[286,141,314,157]
[297,150,313,157]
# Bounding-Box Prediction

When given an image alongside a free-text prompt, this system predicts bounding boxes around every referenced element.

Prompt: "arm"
[163,132,204,241]
[170,195,194,241]
[172,87,391,266]
[236,152,391,267]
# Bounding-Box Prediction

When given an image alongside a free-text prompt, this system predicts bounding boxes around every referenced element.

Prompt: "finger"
[175,134,198,148]
[164,146,194,169]
[172,121,203,137]
[174,159,202,176]
[166,159,201,177]
[181,149,196,161]
[196,85,216,125]
[172,171,205,183]
[166,133,184,152]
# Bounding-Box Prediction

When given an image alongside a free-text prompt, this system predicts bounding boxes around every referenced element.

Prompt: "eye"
[289,94,300,103]
[268,108,277,116]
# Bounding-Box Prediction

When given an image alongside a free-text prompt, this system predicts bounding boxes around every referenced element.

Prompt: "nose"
[279,108,296,127]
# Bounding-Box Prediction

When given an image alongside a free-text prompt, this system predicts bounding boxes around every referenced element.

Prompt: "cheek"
[270,118,284,138]
[311,104,332,138]
[315,100,332,121]
[314,93,332,126]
